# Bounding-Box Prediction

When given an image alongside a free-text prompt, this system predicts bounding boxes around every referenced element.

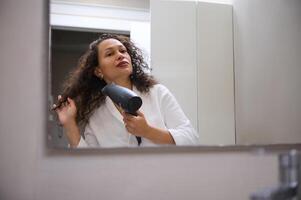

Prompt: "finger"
[52,104,58,111]
[124,123,129,130]
[53,104,60,113]
[136,110,144,117]
[124,116,135,123]
[67,97,75,107]
[123,118,132,126]
[58,95,62,100]
[124,112,136,119]
[123,113,130,120]
[124,120,134,128]
[127,127,139,136]
[125,125,134,134]
[120,110,126,117]
[62,101,68,107]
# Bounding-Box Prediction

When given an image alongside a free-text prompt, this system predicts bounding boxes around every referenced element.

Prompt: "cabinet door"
[151,0,235,145]
[151,0,198,134]
[197,2,235,145]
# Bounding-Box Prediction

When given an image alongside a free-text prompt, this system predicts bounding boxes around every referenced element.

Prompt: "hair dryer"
[101,83,142,145]
[102,84,142,115]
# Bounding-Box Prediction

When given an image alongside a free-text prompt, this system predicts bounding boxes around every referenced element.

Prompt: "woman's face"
[95,38,133,84]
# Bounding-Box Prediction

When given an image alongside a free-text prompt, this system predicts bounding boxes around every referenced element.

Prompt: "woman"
[53,33,199,148]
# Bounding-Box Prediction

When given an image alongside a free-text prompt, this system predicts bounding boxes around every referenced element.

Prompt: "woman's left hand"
[122,110,151,138]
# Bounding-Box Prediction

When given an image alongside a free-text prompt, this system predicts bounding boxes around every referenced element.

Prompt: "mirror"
[48,0,301,148]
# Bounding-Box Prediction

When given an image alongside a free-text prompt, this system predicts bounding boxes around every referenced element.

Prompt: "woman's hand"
[53,95,81,147]
[53,95,77,127]
[122,110,176,145]
[122,111,151,138]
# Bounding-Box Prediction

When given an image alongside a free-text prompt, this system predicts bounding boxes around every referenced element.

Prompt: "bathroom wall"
[233,0,301,144]
[0,0,297,200]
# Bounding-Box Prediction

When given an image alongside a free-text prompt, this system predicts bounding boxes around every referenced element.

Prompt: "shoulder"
[135,84,173,101]
[150,83,170,95]
[148,84,175,104]
[87,104,105,122]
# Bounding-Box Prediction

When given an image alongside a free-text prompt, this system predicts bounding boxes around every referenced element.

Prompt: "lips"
[116,61,129,68]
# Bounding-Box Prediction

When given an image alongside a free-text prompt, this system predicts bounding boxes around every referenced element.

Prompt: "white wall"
[197,2,235,145]
[0,1,297,200]
[151,1,235,145]
[233,0,301,144]
[50,1,151,58]
[150,0,198,135]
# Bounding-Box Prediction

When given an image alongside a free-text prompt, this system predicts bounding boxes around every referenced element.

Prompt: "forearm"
[63,121,81,147]
[144,126,175,145]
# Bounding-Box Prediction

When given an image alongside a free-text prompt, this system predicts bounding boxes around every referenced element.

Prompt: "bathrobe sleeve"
[157,85,200,145]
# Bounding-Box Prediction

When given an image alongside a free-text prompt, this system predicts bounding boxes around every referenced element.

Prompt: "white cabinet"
[151,0,235,145]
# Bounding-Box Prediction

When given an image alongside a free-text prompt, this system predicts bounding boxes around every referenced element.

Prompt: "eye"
[120,48,127,53]
[105,52,113,57]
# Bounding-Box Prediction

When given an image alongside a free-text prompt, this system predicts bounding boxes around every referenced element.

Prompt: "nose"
[117,51,125,60]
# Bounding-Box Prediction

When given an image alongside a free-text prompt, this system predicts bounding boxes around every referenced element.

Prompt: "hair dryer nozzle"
[102,84,142,115]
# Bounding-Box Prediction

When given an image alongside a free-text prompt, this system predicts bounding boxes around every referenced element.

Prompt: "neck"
[111,78,132,90]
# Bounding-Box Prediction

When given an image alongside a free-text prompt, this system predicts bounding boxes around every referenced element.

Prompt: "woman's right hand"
[53,95,77,127]
[53,95,81,147]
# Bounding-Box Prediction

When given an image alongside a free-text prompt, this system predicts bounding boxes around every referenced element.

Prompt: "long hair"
[53,33,157,126]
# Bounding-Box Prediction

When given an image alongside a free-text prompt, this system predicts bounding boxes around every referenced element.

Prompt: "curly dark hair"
[53,33,157,126]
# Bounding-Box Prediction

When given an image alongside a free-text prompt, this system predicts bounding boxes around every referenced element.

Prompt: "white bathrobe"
[77,84,199,148]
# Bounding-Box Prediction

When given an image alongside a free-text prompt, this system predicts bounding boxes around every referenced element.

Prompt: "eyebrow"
[103,45,126,52]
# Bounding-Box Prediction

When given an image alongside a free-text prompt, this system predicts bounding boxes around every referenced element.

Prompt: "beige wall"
[0,0,298,200]
[233,0,301,144]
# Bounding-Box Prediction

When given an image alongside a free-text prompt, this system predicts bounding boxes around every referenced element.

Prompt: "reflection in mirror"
[48,0,301,148]
[49,28,131,147]
[48,0,236,148]
[48,1,151,148]
[48,0,203,148]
